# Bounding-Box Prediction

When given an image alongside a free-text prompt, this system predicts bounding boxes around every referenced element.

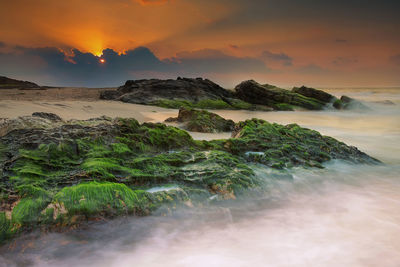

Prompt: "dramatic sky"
[0,0,399,87]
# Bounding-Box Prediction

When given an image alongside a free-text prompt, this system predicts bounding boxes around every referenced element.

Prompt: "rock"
[340,95,370,110]
[0,116,54,137]
[101,78,350,111]
[234,80,326,110]
[32,112,62,122]
[100,77,234,106]
[0,76,40,89]
[165,107,235,133]
[225,118,380,168]
[0,114,380,243]
[292,86,337,103]
[0,115,112,139]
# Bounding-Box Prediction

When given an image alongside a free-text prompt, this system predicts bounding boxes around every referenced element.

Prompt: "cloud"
[335,39,348,43]
[389,54,400,66]
[261,50,293,66]
[0,45,268,87]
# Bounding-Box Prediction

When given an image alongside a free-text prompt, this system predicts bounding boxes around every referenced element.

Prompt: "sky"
[0,0,399,88]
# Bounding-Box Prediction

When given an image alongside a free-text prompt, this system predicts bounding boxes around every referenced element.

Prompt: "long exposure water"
[1,88,399,267]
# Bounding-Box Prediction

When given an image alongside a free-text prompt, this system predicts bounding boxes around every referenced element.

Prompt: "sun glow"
[99,58,105,64]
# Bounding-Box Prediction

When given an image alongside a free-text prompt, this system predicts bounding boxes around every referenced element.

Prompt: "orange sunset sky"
[0,0,399,87]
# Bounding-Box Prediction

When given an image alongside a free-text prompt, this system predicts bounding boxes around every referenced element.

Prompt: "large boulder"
[165,107,235,133]
[234,80,325,110]
[101,77,234,105]
[292,86,337,103]
[225,118,380,168]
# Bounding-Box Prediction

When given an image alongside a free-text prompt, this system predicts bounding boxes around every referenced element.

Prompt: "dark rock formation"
[101,77,234,105]
[101,77,366,112]
[165,107,234,133]
[292,86,337,103]
[0,76,40,89]
[234,80,325,110]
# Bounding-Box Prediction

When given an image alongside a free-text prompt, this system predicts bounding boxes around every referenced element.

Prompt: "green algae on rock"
[292,86,337,104]
[217,118,380,168]
[234,80,326,111]
[165,107,235,133]
[0,113,380,243]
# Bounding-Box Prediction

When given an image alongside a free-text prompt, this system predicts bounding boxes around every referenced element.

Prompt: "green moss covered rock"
[235,80,326,110]
[216,118,379,168]
[165,107,235,133]
[0,114,380,243]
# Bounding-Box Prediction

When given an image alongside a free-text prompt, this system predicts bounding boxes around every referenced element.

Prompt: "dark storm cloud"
[0,46,166,86]
[261,51,293,66]
[0,45,267,87]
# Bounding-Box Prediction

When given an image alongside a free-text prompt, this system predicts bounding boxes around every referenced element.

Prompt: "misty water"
[1,88,400,267]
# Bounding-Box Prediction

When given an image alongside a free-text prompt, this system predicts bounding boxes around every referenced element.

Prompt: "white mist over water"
[1,88,400,267]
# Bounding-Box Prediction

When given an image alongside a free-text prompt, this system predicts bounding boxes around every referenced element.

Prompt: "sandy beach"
[0,87,180,123]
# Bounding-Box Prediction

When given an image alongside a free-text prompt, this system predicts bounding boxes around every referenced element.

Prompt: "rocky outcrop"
[0,113,110,138]
[0,113,380,243]
[101,77,235,106]
[0,76,40,89]
[0,115,55,138]
[234,80,326,110]
[165,107,234,133]
[227,118,380,168]
[292,86,337,104]
[100,77,374,112]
